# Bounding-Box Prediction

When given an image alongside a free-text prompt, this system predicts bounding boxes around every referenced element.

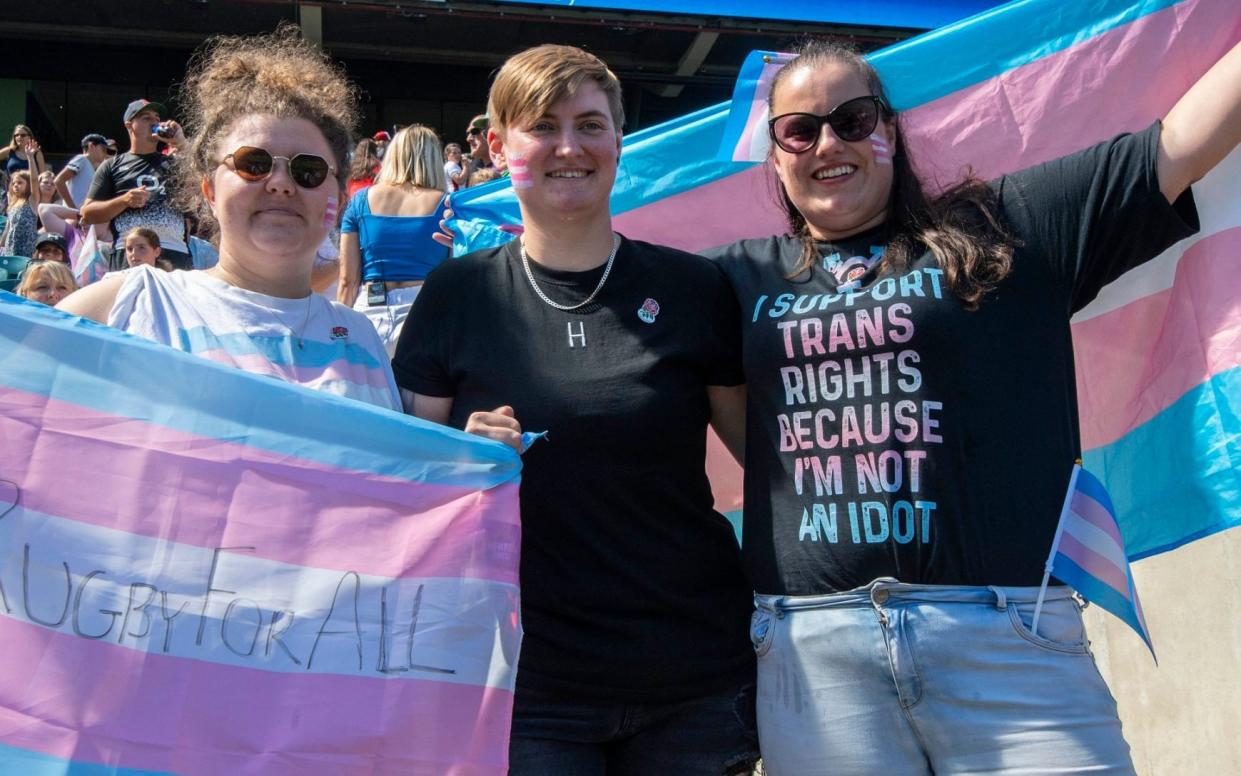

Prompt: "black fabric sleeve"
[391,264,457,397]
[702,259,745,387]
[995,120,1199,313]
[86,157,115,201]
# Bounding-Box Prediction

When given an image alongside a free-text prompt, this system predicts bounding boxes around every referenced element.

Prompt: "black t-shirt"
[392,236,754,702]
[87,151,187,253]
[706,122,1199,596]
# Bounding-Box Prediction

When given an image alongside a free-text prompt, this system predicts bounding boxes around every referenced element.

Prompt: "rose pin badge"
[637,298,660,324]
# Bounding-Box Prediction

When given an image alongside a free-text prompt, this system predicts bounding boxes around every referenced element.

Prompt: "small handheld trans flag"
[716,50,794,162]
[1032,462,1155,660]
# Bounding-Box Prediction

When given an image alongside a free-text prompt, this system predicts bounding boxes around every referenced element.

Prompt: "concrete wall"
[1083,527,1241,775]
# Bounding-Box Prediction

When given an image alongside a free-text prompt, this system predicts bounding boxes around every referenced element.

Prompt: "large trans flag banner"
[0,294,523,774]
[451,0,1241,557]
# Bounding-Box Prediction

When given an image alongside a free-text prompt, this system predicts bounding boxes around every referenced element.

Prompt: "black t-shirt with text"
[707,122,1198,595]
[393,236,754,703]
[87,151,187,253]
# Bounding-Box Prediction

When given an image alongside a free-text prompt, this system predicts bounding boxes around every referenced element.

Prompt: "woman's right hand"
[465,405,523,452]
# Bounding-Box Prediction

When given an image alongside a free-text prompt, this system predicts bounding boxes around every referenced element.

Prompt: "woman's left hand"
[464,405,523,452]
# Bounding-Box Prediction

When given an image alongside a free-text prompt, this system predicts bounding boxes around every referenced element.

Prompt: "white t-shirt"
[444,161,463,192]
[108,266,401,410]
[64,153,98,208]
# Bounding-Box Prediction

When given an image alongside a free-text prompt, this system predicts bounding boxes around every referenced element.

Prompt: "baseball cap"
[123,99,167,123]
[34,231,67,252]
[373,131,391,142]
[81,133,107,150]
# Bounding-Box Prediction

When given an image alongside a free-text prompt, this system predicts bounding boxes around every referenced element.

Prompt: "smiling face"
[770,61,896,242]
[205,114,336,285]
[38,171,55,197]
[494,80,621,226]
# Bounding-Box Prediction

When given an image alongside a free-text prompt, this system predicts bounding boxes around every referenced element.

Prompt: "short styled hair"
[487,45,624,135]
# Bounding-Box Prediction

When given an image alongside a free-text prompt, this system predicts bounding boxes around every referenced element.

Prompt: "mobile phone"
[366,282,386,306]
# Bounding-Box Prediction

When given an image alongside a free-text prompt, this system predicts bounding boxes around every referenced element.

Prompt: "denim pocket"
[1006,599,1090,654]
[750,609,775,658]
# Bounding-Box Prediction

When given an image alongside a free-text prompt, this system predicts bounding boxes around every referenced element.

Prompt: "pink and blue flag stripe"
[450,0,1241,555]
[1046,465,1155,656]
[0,293,524,774]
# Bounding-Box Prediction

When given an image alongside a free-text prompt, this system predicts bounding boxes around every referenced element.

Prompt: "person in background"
[32,231,68,264]
[121,226,172,271]
[464,114,494,177]
[1,125,46,177]
[55,133,110,211]
[16,259,77,306]
[467,167,500,187]
[2,169,41,257]
[443,142,468,192]
[346,137,380,198]
[393,44,756,775]
[373,129,390,159]
[37,170,59,207]
[38,202,105,275]
[81,99,192,270]
[338,124,448,355]
[59,27,400,411]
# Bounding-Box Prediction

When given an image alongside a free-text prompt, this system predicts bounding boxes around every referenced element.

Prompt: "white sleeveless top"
[108,266,401,411]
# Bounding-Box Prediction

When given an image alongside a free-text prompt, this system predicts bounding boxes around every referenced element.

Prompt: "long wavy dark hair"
[770,40,1016,310]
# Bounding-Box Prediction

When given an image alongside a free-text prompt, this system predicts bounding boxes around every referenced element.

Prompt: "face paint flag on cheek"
[508,156,534,189]
[324,194,338,228]
[869,133,892,165]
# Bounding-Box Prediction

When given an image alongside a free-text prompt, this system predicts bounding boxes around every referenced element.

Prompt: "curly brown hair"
[174,24,359,240]
[769,40,1016,311]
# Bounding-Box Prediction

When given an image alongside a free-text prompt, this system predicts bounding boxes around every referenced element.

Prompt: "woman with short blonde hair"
[16,259,77,306]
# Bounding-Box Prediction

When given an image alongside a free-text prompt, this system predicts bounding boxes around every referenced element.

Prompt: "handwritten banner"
[0,293,523,775]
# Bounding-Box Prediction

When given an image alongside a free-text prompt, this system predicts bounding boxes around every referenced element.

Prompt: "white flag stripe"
[1074,143,1241,322]
[1064,510,1129,572]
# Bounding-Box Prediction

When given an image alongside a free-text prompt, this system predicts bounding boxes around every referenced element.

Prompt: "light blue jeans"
[752,579,1136,775]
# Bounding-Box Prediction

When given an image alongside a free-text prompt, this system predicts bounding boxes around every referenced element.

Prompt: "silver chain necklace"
[520,233,620,311]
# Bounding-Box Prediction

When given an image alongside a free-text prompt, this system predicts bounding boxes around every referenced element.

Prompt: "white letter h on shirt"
[567,321,587,348]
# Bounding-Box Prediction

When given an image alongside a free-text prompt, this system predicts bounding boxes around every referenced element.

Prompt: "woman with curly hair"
[59,27,400,410]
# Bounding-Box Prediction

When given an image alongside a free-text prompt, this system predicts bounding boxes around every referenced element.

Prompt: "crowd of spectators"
[4,83,500,344]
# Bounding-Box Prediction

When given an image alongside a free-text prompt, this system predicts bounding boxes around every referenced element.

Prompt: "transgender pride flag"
[451,0,1241,555]
[1034,464,1154,658]
[0,293,523,774]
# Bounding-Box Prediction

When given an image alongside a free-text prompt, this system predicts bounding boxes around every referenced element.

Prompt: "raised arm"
[1158,39,1241,202]
[37,203,79,236]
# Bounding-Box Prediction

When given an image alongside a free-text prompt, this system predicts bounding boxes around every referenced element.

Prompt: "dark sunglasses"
[466,127,484,137]
[221,146,335,189]
[769,96,887,153]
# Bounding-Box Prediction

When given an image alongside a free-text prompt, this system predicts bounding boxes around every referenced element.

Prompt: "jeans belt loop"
[987,585,1007,611]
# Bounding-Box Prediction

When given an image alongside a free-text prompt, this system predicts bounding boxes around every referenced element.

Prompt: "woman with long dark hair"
[706,39,1241,775]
